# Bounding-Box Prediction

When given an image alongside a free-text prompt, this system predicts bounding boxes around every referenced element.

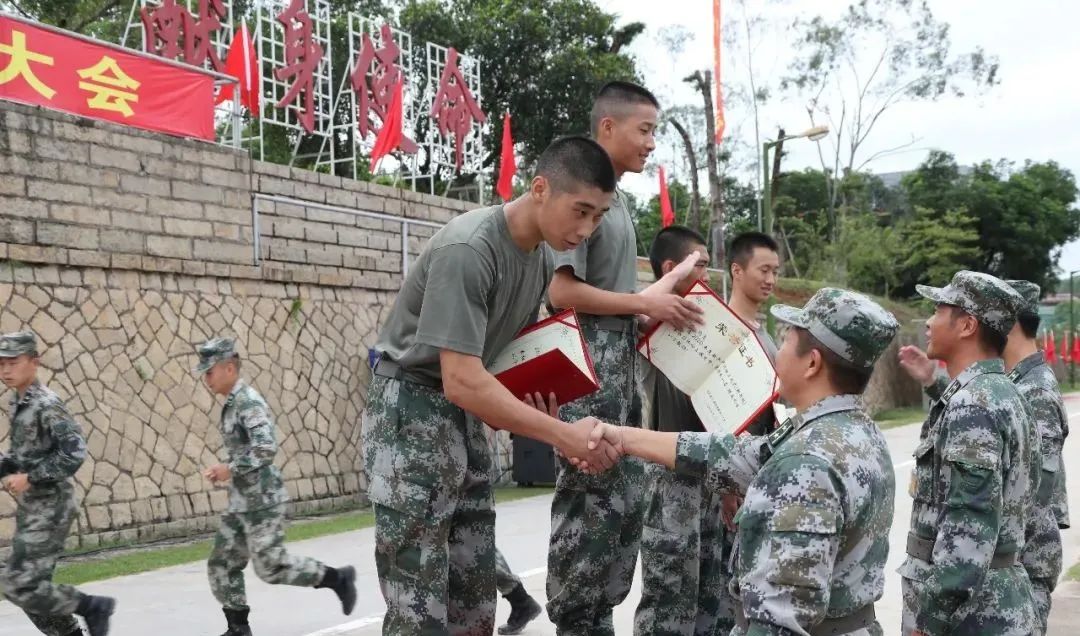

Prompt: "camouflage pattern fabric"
[495,548,521,597]
[0,331,38,358]
[1004,279,1041,314]
[546,319,645,636]
[1010,351,1068,635]
[194,336,240,373]
[218,381,288,513]
[0,380,87,634]
[899,359,1037,635]
[363,375,496,635]
[678,395,894,635]
[633,463,735,636]
[770,287,900,368]
[207,505,325,610]
[916,270,1024,336]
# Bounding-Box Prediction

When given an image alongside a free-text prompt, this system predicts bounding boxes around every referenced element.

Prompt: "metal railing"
[251,193,444,277]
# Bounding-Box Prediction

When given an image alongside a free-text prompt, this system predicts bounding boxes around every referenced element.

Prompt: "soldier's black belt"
[373,358,441,389]
[580,314,636,333]
[734,602,876,634]
[906,532,1016,568]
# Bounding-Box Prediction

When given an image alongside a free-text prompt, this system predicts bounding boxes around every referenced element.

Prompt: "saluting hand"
[898,345,936,386]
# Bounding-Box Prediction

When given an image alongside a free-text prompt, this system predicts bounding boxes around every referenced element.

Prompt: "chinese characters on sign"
[141,0,228,71]
[351,23,417,153]
[273,0,324,134]
[0,14,215,139]
[430,47,486,172]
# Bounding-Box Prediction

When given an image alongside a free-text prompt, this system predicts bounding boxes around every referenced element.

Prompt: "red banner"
[0,15,215,141]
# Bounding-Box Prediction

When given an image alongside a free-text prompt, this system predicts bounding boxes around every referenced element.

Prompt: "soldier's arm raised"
[915,407,1003,634]
[27,403,86,485]
[229,401,277,475]
[740,455,843,634]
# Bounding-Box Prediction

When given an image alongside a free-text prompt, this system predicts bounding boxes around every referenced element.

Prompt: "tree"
[903,152,1080,293]
[783,0,1000,239]
[896,207,981,291]
[1,0,127,40]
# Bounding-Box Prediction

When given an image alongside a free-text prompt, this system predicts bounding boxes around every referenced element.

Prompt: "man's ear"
[803,348,826,382]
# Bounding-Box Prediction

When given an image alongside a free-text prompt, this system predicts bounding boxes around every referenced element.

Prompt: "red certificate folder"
[489,309,600,406]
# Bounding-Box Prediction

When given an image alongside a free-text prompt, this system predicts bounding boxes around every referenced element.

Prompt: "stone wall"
[0,99,470,548]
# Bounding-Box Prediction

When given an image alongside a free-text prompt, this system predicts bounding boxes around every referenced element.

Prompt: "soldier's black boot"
[498,584,542,635]
[219,607,252,636]
[316,565,357,615]
[75,595,115,636]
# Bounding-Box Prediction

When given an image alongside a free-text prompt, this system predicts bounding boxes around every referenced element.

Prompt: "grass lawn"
[1066,559,1080,582]
[875,406,927,430]
[51,485,555,587]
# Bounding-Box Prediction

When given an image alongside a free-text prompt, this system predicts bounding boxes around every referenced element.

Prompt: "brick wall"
[0,99,474,548]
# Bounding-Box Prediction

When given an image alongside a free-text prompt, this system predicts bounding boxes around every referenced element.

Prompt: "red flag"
[370,79,404,172]
[1046,330,1057,363]
[1072,334,1080,364]
[713,0,724,143]
[1062,334,1070,363]
[496,111,516,201]
[659,166,675,228]
[215,23,260,113]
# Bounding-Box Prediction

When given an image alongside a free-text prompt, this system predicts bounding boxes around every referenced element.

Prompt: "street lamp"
[760,125,830,234]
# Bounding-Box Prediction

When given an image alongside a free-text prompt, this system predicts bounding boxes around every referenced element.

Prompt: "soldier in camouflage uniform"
[574,288,900,634]
[898,271,1038,636]
[0,331,115,636]
[546,82,703,636]
[900,279,1068,635]
[196,337,357,636]
[634,226,736,636]
[363,137,625,635]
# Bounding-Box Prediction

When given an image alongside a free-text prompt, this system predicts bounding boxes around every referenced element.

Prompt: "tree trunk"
[768,128,785,235]
[669,118,701,230]
[686,70,725,270]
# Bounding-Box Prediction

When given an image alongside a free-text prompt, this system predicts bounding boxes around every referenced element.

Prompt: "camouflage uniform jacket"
[219,381,287,513]
[901,358,1038,635]
[677,394,894,634]
[0,380,85,493]
[1010,352,1069,581]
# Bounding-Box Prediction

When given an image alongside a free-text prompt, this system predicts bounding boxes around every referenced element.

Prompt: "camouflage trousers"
[207,505,325,610]
[547,319,645,636]
[900,564,1034,635]
[634,464,736,636]
[363,376,496,636]
[1,487,83,636]
[495,548,522,596]
[1030,577,1054,636]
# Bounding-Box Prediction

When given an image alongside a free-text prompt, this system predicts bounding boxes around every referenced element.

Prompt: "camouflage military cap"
[0,331,38,358]
[771,288,899,369]
[194,337,239,373]
[1005,279,1041,314]
[916,270,1024,336]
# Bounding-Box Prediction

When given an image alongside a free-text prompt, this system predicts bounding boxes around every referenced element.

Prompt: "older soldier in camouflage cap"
[196,337,357,636]
[0,331,116,636]
[898,271,1038,636]
[575,289,900,634]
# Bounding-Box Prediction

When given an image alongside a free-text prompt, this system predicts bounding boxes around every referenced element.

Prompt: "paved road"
[3,396,1080,635]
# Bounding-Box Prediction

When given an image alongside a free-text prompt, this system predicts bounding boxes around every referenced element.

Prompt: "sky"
[596,0,1080,274]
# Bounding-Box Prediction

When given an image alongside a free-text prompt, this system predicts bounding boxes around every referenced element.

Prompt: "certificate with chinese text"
[638,281,778,434]
[489,309,600,405]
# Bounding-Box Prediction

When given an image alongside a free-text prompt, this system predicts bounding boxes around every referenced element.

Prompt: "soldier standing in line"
[567,288,900,634]
[900,278,1066,635]
[494,548,542,635]
[897,271,1037,635]
[196,337,357,636]
[0,331,116,636]
[546,81,703,636]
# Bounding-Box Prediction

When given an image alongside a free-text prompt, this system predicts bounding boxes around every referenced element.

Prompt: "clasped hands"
[523,392,626,475]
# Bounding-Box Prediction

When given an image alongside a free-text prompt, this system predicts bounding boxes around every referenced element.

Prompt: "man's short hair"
[728,231,779,274]
[590,81,660,136]
[947,306,1008,356]
[1017,310,1040,340]
[649,225,707,279]
[535,136,617,194]
[794,328,873,395]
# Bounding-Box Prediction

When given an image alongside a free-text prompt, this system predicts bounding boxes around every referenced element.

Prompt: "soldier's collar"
[11,380,43,407]
[1007,351,1044,383]
[939,358,1004,404]
[224,380,246,405]
[768,394,862,448]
